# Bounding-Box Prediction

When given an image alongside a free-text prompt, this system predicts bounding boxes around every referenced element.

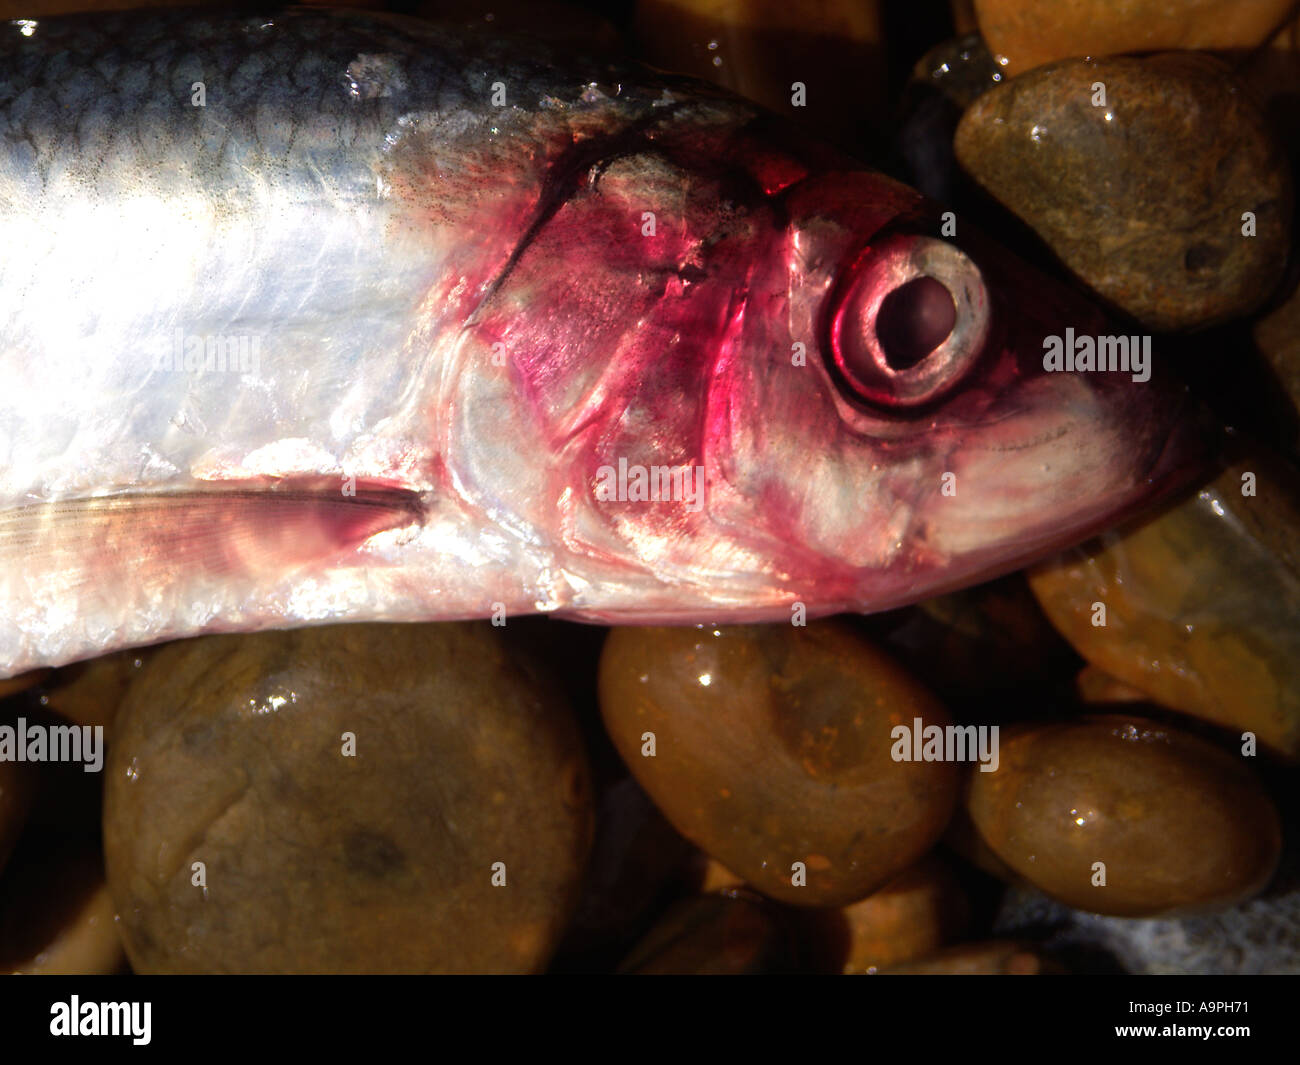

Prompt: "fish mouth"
[886,386,1222,611]
[1009,391,1222,568]
[1050,399,1215,556]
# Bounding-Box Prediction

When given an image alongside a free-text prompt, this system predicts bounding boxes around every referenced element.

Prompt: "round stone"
[1254,281,1300,422]
[41,649,153,734]
[830,855,970,974]
[617,893,793,974]
[966,715,1282,916]
[1028,453,1300,760]
[104,623,592,973]
[955,53,1292,330]
[598,621,959,906]
[973,0,1295,76]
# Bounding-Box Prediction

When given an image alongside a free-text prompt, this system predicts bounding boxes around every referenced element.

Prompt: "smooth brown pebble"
[0,669,48,699]
[598,621,958,906]
[1075,665,1151,705]
[911,32,1004,111]
[966,716,1281,916]
[973,0,1295,75]
[695,855,746,894]
[41,648,151,733]
[104,623,592,974]
[1239,15,1300,147]
[950,0,978,35]
[617,893,792,974]
[942,800,1024,884]
[1029,453,1300,760]
[1254,281,1300,418]
[833,855,970,973]
[955,53,1292,330]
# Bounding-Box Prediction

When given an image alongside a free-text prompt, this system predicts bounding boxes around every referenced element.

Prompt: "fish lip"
[886,396,1223,608]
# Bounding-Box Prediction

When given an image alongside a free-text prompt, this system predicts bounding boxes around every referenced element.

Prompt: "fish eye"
[828,234,990,408]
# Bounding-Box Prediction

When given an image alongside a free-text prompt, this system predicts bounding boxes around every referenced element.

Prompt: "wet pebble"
[1254,282,1300,421]
[697,852,970,972]
[1075,665,1151,705]
[966,715,1282,916]
[950,0,979,36]
[598,621,958,906]
[973,0,1296,75]
[899,36,1009,244]
[0,670,48,700]
[829,855,970,974]
[943,800,1024,884]
[1029,453,1300,760]
[40,648,151,734]
[1241,15,1300,150]
[911,32,1004,110]
[104,623,592,973]
[955,53,1292,330]
[694,855,746,894]
[616,892,793,974]
[0,841,125,975]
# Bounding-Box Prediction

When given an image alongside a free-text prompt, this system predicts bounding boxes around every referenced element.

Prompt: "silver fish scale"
[0,8,668,193]
[0,8,696,508]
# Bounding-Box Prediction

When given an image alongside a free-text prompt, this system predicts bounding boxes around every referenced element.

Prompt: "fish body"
[0,8,1206,676]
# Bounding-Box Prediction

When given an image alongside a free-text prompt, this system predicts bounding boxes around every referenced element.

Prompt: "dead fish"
[0,8,1209,676]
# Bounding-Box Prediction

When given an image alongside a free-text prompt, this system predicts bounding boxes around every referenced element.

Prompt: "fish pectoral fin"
[0,478,425,593]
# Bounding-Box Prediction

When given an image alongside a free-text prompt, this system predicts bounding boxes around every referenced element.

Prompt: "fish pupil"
[875,276,956,370]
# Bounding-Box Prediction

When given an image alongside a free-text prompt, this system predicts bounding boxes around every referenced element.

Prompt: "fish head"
[698,162,1213,611]
[462,107,1210,618]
